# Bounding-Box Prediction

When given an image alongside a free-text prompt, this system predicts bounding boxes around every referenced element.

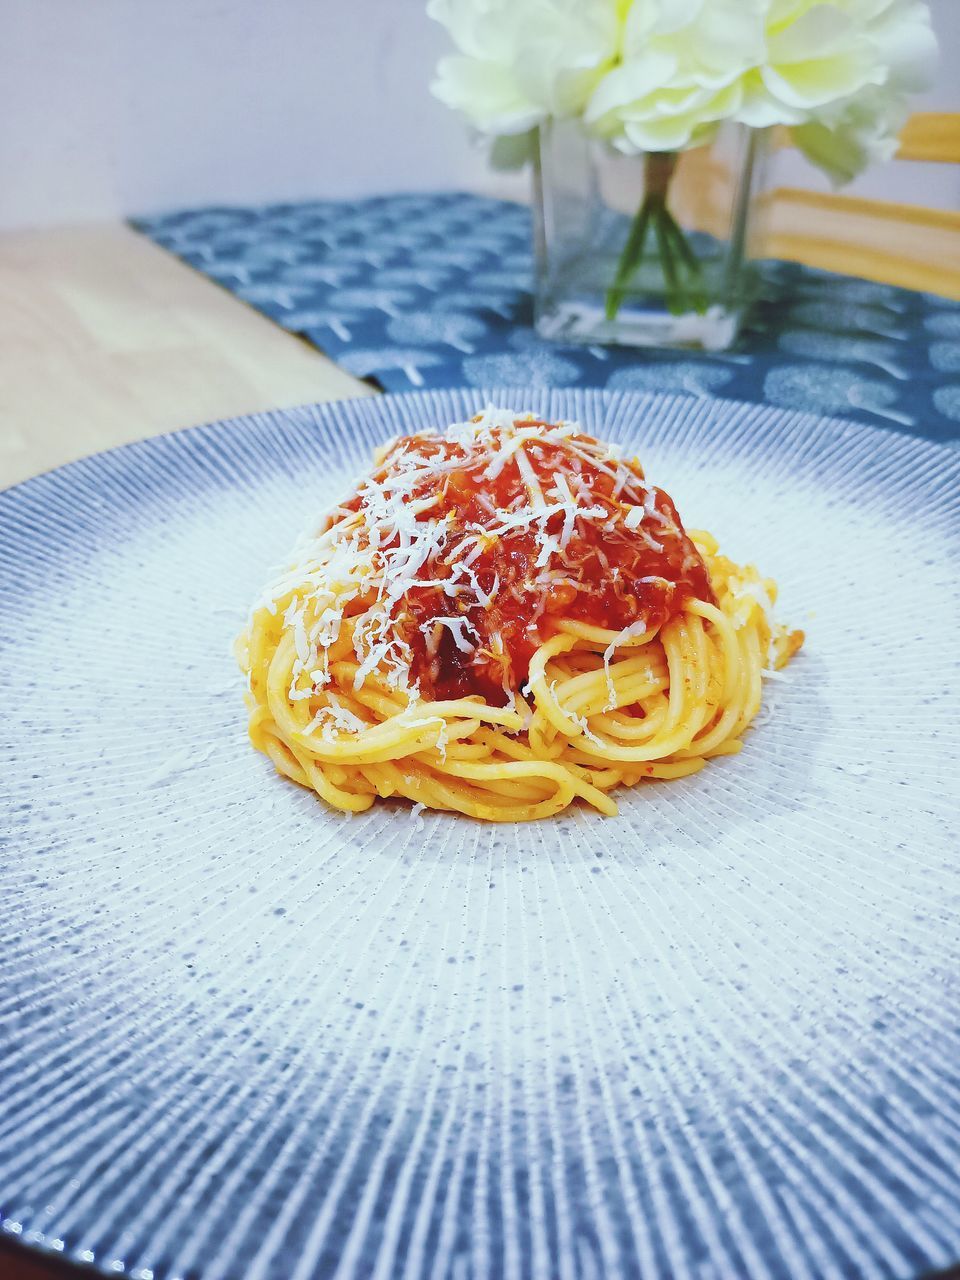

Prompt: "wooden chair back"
[672,113,960,298]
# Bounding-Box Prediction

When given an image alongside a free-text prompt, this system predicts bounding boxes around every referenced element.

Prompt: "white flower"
[584,0,766,153]
[427,0,623,135]
[781,1,939,182]
[428,0,938,185]
[737,0,937,133]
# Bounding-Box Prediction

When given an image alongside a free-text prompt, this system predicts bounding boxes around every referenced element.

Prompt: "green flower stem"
[604,150,709,322]
[653,212,681,315]
[664,215,709,314]
[604,201,653,321]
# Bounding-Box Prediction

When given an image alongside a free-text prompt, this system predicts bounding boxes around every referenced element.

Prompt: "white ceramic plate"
[2,388,958,1280]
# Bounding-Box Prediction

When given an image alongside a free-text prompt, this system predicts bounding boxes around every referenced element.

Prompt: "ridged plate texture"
[1,389,959,1280]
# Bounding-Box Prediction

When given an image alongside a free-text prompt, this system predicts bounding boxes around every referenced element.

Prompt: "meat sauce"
[342,422,713,703]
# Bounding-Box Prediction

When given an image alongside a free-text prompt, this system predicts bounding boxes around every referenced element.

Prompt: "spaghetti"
[238,408,802,820]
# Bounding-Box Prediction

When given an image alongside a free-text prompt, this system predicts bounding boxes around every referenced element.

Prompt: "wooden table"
[0,1239,75,1279]
[0,224,372,491]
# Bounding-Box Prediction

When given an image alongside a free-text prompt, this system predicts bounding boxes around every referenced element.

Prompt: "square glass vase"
[532,120,769,353]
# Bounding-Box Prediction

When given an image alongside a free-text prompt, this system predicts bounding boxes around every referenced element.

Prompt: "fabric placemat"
[134,191,960,444]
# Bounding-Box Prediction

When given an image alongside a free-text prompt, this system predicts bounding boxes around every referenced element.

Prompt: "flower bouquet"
[429,0,937,350]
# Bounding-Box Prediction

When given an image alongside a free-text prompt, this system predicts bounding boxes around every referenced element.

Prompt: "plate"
[2,388,959,1280]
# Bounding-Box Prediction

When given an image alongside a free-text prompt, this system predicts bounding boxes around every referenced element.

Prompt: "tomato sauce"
[342,421,713,703]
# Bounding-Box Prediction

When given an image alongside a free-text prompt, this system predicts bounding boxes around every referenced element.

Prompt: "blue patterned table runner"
[134,192,960,444]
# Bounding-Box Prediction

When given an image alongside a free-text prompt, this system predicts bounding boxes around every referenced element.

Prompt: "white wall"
[0,0,490,230]
[1,0,957,232]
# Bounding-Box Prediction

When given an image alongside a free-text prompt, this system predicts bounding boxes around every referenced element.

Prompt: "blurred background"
[0,0,957,492]
[3,0,957,230]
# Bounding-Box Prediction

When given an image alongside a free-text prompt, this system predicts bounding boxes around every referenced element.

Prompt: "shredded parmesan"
[433,616,481,654]
[255,406,693,709]
[602,619,652,709]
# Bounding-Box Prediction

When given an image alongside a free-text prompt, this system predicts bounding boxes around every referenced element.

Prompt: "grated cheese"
[433,616,481,654]
[256,405,691,708]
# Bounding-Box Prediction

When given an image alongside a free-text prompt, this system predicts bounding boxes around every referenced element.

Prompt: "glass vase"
[532,120,770,352]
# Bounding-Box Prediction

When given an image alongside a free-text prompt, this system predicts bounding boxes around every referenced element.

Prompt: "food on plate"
[237,408,802,820]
